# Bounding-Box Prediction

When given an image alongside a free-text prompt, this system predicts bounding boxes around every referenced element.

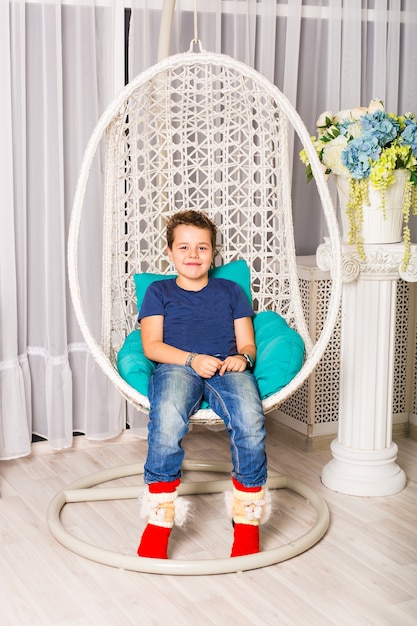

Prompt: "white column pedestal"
[322,440,405,496]
[316,241,417,496]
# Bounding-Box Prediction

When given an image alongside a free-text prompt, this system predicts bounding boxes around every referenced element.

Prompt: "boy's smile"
[167,224,214,291]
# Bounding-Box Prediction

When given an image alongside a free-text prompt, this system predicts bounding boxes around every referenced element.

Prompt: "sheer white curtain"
[1,0,417,458]
[0,0,123,459]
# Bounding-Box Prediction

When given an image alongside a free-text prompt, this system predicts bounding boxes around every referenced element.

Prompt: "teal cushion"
[253,311,305,399]
[117,311,304,403]
[117,329,156,396]
[133,259,252,311]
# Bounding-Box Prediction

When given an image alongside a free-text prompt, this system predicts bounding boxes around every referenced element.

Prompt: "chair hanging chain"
[193,0,199,43]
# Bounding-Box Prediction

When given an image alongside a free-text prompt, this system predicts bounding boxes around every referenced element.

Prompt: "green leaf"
[409,170,417,186]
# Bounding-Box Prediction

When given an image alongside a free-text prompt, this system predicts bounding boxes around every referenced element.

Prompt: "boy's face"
[167,224,214,284]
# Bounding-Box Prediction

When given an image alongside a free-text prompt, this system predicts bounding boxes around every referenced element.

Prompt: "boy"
[137,210,269,559]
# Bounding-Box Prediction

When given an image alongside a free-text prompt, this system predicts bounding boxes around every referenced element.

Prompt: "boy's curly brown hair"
[166,210,218,251]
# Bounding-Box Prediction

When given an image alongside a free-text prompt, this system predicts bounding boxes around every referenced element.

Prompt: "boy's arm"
[235,316,256,361]
[218,317,256,375]
[140,315,189,365]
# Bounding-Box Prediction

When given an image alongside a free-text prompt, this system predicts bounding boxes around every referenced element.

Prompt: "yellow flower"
[299,148,309,166]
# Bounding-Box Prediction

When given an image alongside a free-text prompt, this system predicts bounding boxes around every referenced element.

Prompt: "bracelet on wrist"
[185,352,197,368]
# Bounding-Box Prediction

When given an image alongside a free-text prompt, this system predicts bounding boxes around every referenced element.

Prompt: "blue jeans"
[144,364,267,488]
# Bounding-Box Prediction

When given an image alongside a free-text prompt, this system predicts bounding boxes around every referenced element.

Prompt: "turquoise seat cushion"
[252,310,305,399]
[117,329,156,397]
[118,261,305,401]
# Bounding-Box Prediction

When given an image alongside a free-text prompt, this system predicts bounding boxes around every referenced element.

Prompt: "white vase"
[335,170,408,244]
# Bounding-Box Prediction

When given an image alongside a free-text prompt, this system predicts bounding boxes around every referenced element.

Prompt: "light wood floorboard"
[1,420,416,626]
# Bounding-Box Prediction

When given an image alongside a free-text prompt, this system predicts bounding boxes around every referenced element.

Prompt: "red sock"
[148,478,180,494]
[137,480,180,559]
[137,524,172,559]
[232,478,262,493]
[230,479,262,557]
[231,524,260,557]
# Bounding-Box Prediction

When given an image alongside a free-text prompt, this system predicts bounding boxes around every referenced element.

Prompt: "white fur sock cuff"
[139,489,191,528]
[225,488,272,525]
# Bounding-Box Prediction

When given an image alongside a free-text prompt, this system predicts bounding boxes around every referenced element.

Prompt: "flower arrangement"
[300,99,417,268]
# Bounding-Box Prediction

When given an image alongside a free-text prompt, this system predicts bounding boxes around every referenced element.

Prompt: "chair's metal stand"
[47,460,329,576]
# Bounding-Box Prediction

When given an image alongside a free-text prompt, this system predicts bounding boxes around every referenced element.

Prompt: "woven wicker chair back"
[104,53,302,358]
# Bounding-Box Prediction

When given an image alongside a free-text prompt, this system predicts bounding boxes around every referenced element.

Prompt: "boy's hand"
[218,355,247,376]
[192,354,223,379]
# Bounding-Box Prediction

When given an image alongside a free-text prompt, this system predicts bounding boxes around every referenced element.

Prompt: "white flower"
[368,98,385,114]
[334,109,352,123]
[350,106,368,120]
[316,110,333,127]
[347,120,363,139]
[321,135,350,177]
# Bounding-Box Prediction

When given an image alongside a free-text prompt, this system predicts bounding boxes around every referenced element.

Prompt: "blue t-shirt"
[138,277,253,359]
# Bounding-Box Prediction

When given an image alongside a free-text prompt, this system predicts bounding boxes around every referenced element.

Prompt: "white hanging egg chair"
[48,2,342,575]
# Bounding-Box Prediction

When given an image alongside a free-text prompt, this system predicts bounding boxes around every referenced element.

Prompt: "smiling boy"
[137,210,269,559]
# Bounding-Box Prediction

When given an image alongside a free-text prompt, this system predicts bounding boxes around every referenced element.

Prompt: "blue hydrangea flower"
[341,135,381,179]
[338,121,352,137]
[361,111,399,146]
[401,119,417,156]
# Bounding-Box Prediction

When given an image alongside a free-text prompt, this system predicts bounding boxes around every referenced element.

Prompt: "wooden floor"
[1,419,416,626]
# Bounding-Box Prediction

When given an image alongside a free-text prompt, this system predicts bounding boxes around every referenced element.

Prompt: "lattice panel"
[413,294,417,416]
[278,260,415,437]
[311,278,341,425]
[279,270,341,428]
[393,279,410,415]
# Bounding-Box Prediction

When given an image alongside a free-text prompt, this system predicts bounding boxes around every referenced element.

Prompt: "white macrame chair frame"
[48,42,342,575]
